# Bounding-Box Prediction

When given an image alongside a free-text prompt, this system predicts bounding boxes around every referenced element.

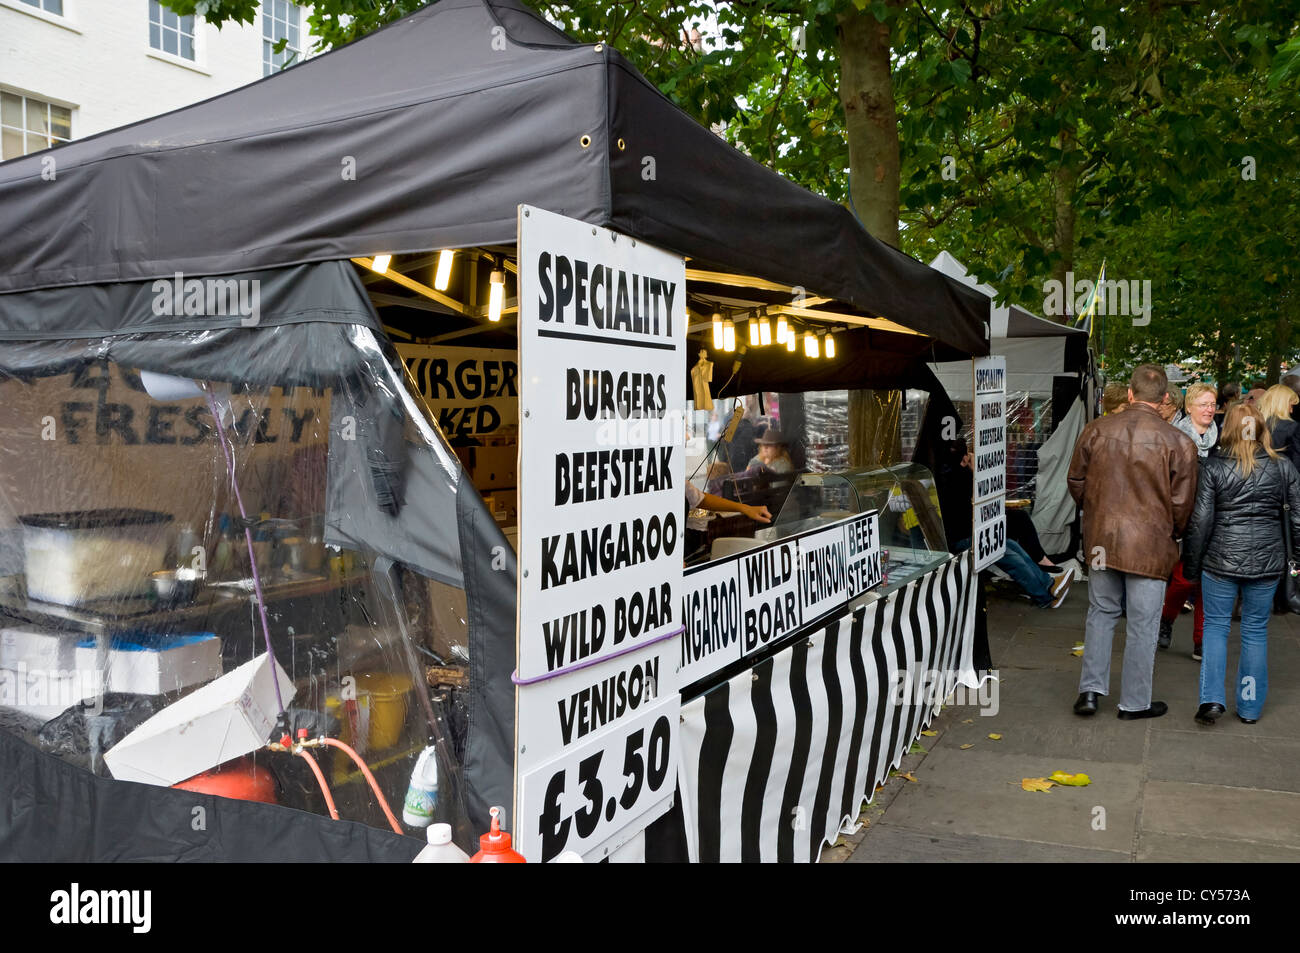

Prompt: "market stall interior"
[0,0,989,862]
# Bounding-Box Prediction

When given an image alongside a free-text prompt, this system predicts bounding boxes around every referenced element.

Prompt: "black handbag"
[1280,502,1300,614]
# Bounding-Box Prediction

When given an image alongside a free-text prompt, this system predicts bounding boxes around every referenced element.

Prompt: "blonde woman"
[1182,402,1300,725]
[1259,383,1300,470]
[1175,383,1217,457]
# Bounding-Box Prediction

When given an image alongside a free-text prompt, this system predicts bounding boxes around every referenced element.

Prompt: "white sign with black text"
[677,510,881,686]
[515,205,686,862]
[972,355,1007,570]
[395,344,518,437]
[973,495,1007,572]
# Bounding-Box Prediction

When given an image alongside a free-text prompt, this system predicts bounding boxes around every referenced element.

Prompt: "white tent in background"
[927,250,1087,400]
[926,251,1091,557]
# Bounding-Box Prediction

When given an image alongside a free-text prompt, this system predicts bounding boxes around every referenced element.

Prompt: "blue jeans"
[955,538,1053,606]
[1199,571,1277,720]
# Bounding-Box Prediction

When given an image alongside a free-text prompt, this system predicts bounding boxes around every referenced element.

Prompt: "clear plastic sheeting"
[952,391,1053,502]
[804,391,850,472]
[0,325,488,850]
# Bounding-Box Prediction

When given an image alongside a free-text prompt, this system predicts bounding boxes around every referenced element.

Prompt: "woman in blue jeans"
[1182,402,1300,725]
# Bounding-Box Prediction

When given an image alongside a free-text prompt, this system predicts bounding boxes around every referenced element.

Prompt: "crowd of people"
[1068,365,1300,726]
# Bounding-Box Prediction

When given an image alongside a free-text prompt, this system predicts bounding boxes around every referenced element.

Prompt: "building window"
[19,0,65,15]
[149,0,196,61]
[262,0,302,76]
[1,91,72,159]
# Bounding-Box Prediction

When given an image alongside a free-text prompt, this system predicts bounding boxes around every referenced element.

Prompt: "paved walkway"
[825,577,1300,863]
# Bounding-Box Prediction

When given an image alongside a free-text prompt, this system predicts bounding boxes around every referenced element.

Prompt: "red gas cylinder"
[172,756,279,805]
[470,806,526,863]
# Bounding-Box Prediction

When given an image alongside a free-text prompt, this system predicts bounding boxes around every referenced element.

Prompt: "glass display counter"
[688,463,952,597]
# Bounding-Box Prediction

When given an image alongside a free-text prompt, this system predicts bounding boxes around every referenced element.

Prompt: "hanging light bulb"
[434,249,455,291]
[488,264,505,322]
[748,317,759,346]
[370,254,392,274]
[805,331,820,358]
[759,313,772,346]
[825,332,836,359]
[712,312,724,349]
[723,319,736,352]
[776,313,789,344]
[786,327,797,352]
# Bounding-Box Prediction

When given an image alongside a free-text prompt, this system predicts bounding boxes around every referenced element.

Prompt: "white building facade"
[1,0,318,159]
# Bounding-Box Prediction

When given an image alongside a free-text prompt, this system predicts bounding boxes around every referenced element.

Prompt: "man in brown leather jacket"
[1067,364,1199,719]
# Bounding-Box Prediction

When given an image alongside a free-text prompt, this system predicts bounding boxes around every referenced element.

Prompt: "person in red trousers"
[1158,384,1218,660]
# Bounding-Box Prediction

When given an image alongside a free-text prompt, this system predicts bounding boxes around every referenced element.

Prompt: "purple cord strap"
[205,388,285,714]
[511,625,685,686]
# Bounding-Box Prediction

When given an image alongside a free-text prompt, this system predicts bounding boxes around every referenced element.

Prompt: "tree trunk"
[1212,305,1233,386]
[1051,124,1078,296]
[847,389,903,469]
[1267,311,1287,385]
[837,4,901,248]
[838,5,903,468]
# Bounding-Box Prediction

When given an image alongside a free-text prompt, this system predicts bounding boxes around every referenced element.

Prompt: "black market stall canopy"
[0,0,990,864]
[0,0,988,360]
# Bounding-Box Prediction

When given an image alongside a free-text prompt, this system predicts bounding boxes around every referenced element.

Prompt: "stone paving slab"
[1146,729,1300,792]
[1140,780,1300,849]
[847,826,1129,863]
[1135,831,1300,863]
[875,745,1141,853]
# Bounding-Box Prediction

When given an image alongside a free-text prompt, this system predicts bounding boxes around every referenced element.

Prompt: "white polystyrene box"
[104,653,295,787]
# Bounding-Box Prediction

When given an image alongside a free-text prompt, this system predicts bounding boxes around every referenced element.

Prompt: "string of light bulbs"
[710,304,837,359]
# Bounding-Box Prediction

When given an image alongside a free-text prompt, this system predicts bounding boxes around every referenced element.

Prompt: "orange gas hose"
[321,737,404,834]
[295,748,339,821]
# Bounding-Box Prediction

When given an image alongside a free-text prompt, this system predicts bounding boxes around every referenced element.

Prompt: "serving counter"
[649,463,977,861]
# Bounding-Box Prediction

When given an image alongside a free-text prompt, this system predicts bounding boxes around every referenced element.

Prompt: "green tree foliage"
[170,0,1300,376]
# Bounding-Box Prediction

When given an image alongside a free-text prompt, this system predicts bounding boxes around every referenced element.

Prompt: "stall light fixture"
[370,254,392,274]
[825,332,836,359]
[434,249,455,291]
[785,328,797,352]
[723,319,736,352]
[712,312,724,350]
[488,264,505,322]
[804,331,820,359]
[759,313,772,346]
[748,317,759,346]
[776,313,789,344]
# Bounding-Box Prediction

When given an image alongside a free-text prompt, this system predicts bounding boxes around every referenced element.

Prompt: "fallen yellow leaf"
[921,730,937,737]
[1021,777,1055,793]
[898,772,918,782]
[988,733,1003,740]
[1049,771,1092,786]
[959,743,974,750]
[1070,644,1084,657]
[962,718,974,724]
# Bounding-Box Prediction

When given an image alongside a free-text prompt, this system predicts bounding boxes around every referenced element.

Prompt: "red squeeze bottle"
[470,807,526,863]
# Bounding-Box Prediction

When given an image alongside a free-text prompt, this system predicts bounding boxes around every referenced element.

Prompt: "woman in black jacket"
[1182,402,1300,725]
[1260,384,1300,471]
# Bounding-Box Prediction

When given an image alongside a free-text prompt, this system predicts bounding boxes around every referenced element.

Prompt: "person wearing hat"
[746,427,794,474]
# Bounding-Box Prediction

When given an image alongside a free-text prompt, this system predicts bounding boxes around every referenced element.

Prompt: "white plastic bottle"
[412,823,470,863]
[402,746,439,828]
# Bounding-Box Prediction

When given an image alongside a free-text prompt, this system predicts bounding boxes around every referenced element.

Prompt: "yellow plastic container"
[355,671,412,750]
